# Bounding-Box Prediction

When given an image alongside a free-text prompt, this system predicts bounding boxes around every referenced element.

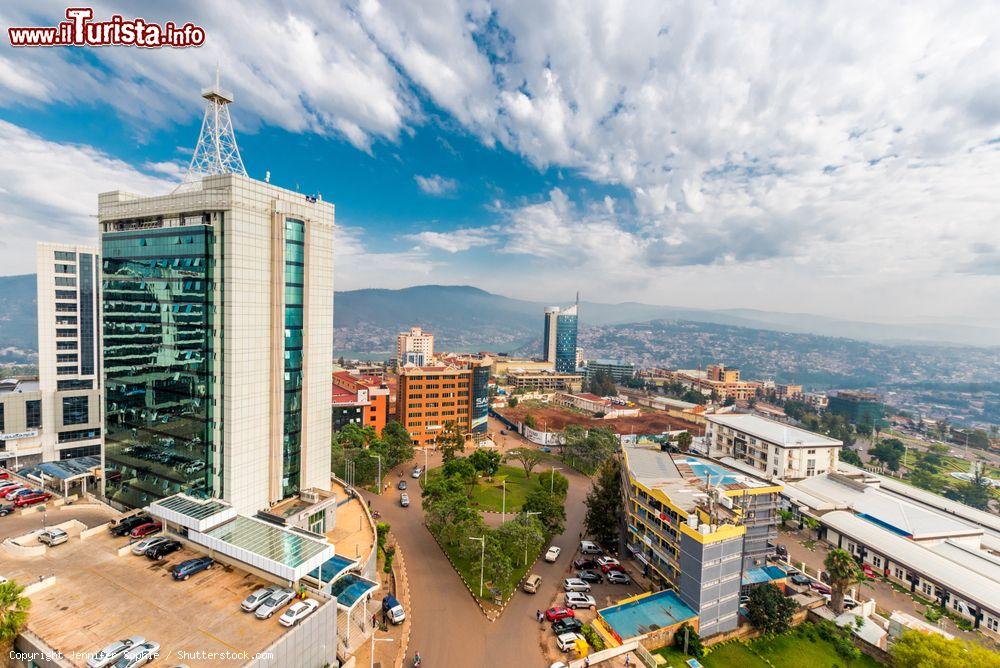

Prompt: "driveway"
[363,426,595,667]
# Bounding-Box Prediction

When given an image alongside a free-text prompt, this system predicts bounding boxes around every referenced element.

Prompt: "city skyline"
[0,2,998,330]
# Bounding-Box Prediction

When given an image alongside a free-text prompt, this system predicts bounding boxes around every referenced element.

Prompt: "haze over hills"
[1,277,997,362]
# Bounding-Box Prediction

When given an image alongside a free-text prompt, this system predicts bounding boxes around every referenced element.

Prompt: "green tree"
[469,449,502,478]
[505,447,543,478]
[891,629,1000,668]
[584,458,623,548]
[840,447,863,466]
[438,421,467,463]
[675,431,693,453]
[508,395,519,407]
[563,425,618,473]
[523,413,538,430]
[958,467,992,510]
[824,548,862,614]
[587,370,617,396]
[746,583,797,633]
[443,457,478,494]
[495,514,545,566]
[334,423,378,449]
[871,438,905,471]
[522,487,566,535]
[0,580,29,648]
[672,623,703,658]
[379,420,415,466]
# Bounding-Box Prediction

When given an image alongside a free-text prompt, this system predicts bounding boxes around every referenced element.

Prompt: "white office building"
[706,413,841,480]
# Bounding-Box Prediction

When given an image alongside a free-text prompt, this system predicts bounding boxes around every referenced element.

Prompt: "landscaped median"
[424,463,567,513]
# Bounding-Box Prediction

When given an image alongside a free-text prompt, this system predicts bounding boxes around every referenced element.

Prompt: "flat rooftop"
[708,413,842,448]
[0,524,298,667]
[624,447,772,513]
[599,590,697,640]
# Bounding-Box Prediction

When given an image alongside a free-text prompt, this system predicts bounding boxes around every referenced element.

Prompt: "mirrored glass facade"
[282,218,305,497]
[555,313,578,373]
[102,226,215,509]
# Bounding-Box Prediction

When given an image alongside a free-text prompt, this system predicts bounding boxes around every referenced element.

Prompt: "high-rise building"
[584,358,636,384]
[542,303,579,372]
[396,327,434,367]
[827,390,885,427]
[100,80,334,515]
[396,358,491,446]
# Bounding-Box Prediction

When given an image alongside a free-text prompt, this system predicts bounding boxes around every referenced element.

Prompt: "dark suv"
[111,515,150,537]
[146,540,182,560]
[551,617,584,634]
[573,557,599,570]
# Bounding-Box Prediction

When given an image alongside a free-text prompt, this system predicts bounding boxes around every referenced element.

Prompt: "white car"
[596,555,620,568]
[564,592,597,610]
[412,467,423,478]
[544,546,561,562]
[278,598,319,627]
[562,578,591,593]
[87,636,145,668]
[38,528,68,546]
[241,585,281,612]
[112,641,159,668]
[556,631,585,652]
[255,588,295,619]
[131,536,170,556]
[550,663,569,668]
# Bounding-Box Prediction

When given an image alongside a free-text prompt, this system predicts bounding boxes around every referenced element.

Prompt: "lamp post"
[468,536,485,597]
[524,511,541,565]
[550,466,563,493]
[367,452,382,493]
[501,480,507,524]
[370,633,394,668]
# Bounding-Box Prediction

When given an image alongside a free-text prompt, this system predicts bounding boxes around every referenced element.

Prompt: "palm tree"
[824,548,862,614]
[0,580,30,648]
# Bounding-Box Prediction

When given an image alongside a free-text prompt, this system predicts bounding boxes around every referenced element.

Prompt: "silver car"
[564,592,597,609]
[112,641,159,668]
[38,528,68,546]
[87,635,144,668]
[131,536,169,556]
[562,578,591,593]
[255,588,295,619]
[241,585,281,612]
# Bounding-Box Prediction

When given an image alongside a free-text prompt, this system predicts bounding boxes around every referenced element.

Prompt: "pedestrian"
[625,654,631,667]
[584,657,590,668]
[536,609,542,623]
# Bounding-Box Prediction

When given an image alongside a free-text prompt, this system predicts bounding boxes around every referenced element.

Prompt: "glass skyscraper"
[555,305,579,373]
[282,218,305,497]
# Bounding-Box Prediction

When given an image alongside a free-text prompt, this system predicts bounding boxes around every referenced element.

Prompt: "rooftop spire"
[184,66,247,181]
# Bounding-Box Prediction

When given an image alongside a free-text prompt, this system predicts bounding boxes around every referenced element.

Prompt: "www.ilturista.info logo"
[8,7,205,48]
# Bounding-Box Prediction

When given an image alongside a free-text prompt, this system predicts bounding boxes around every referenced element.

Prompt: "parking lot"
[0,507,294,667]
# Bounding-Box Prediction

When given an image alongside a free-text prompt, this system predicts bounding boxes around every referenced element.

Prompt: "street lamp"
[550,466,563,493]
[367,452,382,493]
[369,633,394,668]
[524,511,541,565]
[501,480,507,524]
[468,535,485,597]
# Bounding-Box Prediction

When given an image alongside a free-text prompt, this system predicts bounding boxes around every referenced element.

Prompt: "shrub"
[672,623,703,658]
[580,624,606,652]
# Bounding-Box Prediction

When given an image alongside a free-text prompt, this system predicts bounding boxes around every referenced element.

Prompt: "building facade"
[35,243,104,464]
[827,391,884,427]
[396,327,434,367]
[622,447,781,636]
[333,371,389,434]
[100,173,334,515]
[706,413,841,480]
[506,371,583,393]
[584,359,636,383]
[555,305,578,373]
[542,307,559,363]
[0,379,43,466]
[396,359,490,446]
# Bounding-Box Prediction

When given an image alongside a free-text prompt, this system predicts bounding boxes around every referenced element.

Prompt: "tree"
[523,413,538,430]
[506,447,543,478]
[672,623,703,658]
[871,438,905,471]
[840,447,863,466]
[584,458,623,548]
[442,457,478,494]
[495,514,545,566]
[587,370,617,397]
[508,395,519,407]
[563,425,618,473]
[891,629,1000,668]
[438,421,467,463]
[522,487,566,535]
[746,583,796,633]
[958,467,992,510]
[0,580,29,648]
[675,431,693,453]
[469,449,501,478]
[379,420,414,466]
[334,423,378,449]
[824,548,862,614]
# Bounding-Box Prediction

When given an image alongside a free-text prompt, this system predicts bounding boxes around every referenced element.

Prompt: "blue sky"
[1,1,998,326]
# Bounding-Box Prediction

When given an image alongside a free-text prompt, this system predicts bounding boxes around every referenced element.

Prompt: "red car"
[545,606,576,622]
[14,491,51,507]
[0,471,10,479]
[601,562,625,574]
[129,521,163,538]
[810,581,832,595]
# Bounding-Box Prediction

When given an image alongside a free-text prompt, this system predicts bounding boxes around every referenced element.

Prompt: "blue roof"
[599,590,697,640]
[20,456,100,480]
[307,553,358,584]
[328,573,378,608]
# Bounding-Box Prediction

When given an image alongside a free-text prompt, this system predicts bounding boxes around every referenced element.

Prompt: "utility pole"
[469,536,485,597]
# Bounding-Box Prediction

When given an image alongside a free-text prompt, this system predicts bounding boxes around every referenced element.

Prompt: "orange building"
[333,370,390,434]
[396,359,491,446]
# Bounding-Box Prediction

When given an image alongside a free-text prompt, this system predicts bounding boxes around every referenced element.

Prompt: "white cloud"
[407,227,495,252]
[413,174,459,196]
[335,225,439,288]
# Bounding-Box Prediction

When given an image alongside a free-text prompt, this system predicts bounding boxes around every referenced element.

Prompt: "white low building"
[706,413,841,480]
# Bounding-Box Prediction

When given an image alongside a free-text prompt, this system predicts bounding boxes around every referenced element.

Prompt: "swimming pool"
[599,590,697,640]
[675,457,745,486]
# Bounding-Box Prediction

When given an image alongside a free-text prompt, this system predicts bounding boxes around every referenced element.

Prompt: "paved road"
[363,428,593,668]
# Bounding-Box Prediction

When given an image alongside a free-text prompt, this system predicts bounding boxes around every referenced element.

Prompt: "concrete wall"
[250,595,338,668]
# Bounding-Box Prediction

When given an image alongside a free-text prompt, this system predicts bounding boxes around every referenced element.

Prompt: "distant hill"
[0,277,996,363]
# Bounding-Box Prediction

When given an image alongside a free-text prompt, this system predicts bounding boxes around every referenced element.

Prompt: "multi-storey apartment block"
[706,413,841,481]
[396,358,490,446]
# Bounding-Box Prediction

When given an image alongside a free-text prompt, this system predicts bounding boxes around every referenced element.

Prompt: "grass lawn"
[654,632,881,668]
[439,532,540,601]
[427,464,557,513]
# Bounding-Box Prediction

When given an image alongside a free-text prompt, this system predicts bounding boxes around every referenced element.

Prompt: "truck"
[382,594,405,625]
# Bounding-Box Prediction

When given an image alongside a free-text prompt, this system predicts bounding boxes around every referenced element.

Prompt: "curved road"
[362,429,593,667]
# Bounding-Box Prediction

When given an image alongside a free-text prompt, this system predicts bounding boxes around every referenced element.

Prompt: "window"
[57,366,78,375]
[56,303,76,312]
[54,263,76,274]
[55,290,76,299]
[57,427,100,443]
[54,251,76,261]
[55,276,76,287]
[308,510,325,534]
[0,404,3,432]
[62,396,89,426]
[894,567,905,580]
[56,341,77,350]
[57,354,78,363]
[59,444,100,459]
[922,582,934,597]
[57,379,92,391]
[872,555,882,568]
[26,400,41,429]
[56,329,76,338]
[988,617,999,632]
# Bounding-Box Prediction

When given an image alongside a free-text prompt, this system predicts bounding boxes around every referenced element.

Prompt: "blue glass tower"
[554,304,578,373]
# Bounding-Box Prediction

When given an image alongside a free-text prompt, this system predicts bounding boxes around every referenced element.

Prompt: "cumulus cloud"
[407,227,495,253]
[335,225,439,288]
[413,174,459,197]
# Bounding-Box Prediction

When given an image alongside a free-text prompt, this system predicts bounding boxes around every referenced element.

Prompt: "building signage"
[0,430,38,440]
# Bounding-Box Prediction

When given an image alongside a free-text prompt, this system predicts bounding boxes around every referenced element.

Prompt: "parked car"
[131,536,170,556]
[382,593,406,624]
[129,521,162,538]
[606,570,631,585]
[398,480,407,490]
[0,483,22,496]
[573,557,599,570]
[544,546,561,562]
[171,556,213,581]
[562,578,591,593]
[87,636,145,668]
[0,471,9,479]
[412,467,423,478]
[255,588,295,619]
[576,570,602,584]
[790,573,812,586]
[600,562,625,574]
[522,574,542,593]
[775,544,788,558]
[579,540,603,555]
[556,632,585,652]
[6,487,35,501]
[822,593,858,610]
[400,492,410,507]
[596,556,620,568]
[146,540,182,560]
[111,516,150,536]
[810,581,832,595]
[564,592,597,610]
[279,598,319,627]
[112,641,159,668]
[0,504,14,517]
[242,585,282,612]
[15,491,51,507]
[544,606,575,622]
[38,528,68,546]
[551,617,584,635]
